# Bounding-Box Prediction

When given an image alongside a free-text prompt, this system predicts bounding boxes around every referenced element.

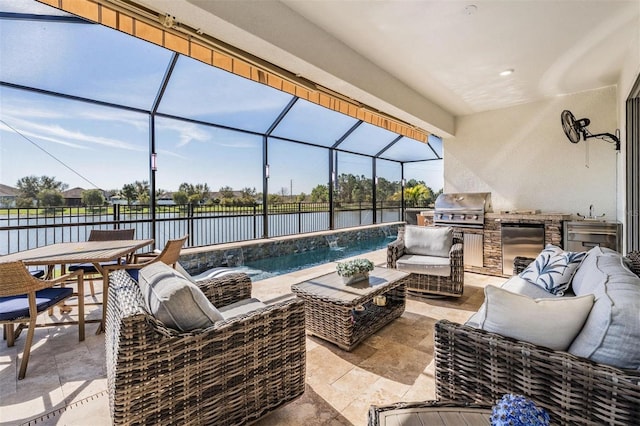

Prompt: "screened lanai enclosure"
[0,0,443,253]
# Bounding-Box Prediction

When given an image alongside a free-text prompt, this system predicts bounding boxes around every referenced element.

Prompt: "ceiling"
[136,0,639,136]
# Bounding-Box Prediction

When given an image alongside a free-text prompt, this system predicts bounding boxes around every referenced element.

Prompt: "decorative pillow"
[519,244,586,295]
[571,245,619,295]
[480,285,595,351]
[568,254,640,369]
[137,262,223,332]
[404,225,453,258]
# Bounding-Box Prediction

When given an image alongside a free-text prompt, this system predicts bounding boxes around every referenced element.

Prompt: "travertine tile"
[0,256,492,425]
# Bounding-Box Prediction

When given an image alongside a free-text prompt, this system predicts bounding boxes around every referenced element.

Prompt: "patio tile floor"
[0,248,504,425]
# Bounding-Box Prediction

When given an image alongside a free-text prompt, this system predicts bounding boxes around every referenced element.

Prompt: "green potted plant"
[336,258,374,284]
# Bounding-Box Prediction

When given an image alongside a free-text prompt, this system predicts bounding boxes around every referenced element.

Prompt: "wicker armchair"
[387,227,464,297]
[105,268,306,425]
[434,251,640,425]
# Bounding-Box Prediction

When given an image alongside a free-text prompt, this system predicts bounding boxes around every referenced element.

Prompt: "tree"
[82,189,105,206]
[240,187,257,205]
[16,175,68,207]
[277,187,289,199]
[375,177,398,202]
[134,180,150,204]
[37,189,64,208]
[404,184,433,207]
[172,191,189,205]
[121,184,137,204]
[310,184,329,202]
[178,182,210,206]
[218,186,235,199]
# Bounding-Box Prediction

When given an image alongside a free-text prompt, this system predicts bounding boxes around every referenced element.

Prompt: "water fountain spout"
[325,235,342,251]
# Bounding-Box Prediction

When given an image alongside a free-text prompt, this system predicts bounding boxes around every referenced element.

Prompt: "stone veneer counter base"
[420,211,572,277]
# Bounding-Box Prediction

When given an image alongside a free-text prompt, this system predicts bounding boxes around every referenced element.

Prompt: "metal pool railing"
[1,201,409,254]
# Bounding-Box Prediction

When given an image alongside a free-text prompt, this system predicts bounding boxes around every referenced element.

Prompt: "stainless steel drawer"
[564,221,622,253]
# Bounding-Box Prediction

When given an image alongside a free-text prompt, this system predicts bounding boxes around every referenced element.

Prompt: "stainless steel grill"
[433,192,492,228]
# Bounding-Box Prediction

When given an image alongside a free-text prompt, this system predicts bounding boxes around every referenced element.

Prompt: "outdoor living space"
[0,247,504,425]
[2,0,640,424]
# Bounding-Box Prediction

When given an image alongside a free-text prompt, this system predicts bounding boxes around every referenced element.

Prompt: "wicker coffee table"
[368,401,492,426]
[291,266,409,351]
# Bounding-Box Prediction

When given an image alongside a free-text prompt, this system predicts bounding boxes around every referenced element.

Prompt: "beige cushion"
[568,253,640,369]
[219,298,267,320]
[396,255,451,276]
[138,262,223,332]
[404,225,453,257]
[465,275,556,328]
[480,285,595,351]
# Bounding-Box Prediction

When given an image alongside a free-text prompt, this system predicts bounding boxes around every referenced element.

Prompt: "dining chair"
[67,228,135,297]
[98,235,188,332]
[102,234,188,280]
[0,261,85,379]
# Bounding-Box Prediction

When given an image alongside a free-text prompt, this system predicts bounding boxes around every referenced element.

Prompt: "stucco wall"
[444,86,619,218]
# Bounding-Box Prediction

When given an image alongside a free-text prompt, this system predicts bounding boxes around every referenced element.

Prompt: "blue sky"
[0,0,443,195]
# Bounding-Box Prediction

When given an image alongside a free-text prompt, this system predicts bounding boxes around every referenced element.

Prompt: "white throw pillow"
[519,244,587,295]
[404,225,453,257]
[480,285,594,351]
[138,262,223,332]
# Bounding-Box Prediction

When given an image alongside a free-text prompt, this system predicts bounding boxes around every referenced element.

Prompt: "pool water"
[235,235,396,281]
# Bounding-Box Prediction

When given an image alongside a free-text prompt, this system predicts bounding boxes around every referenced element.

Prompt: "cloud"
[1,98,146,151]
[155,120,211,147]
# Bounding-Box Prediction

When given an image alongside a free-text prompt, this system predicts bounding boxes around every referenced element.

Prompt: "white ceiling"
[140,0,639,136]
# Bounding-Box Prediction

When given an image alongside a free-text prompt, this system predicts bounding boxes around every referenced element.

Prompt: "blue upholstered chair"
[30,270,45,279]
[0,261,85,379]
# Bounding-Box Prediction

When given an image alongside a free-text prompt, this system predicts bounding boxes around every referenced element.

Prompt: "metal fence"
[0,201,417,255]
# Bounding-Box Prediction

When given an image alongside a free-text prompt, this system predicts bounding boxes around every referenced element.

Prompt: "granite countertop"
[486,212,573,221]
[420,210,572,221]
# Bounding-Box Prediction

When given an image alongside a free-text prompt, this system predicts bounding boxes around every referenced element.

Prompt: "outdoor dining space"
[0,247,504,425]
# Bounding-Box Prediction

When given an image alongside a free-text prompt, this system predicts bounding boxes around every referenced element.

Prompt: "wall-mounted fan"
[561,110,620,150]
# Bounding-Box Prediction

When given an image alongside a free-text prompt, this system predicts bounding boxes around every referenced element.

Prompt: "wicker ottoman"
[291,267,408,351]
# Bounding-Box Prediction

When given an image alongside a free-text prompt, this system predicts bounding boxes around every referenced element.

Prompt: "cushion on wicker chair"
[396,255,451,276]
[0,287,74,321]
[480,285,594,351]
[568,253,640,369]
[404,226,453,257]
[465,275,558,328]
[219,298,267,320]
[137,262,223,332]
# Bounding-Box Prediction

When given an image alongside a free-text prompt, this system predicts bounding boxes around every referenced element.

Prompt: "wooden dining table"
[1,239,154,333]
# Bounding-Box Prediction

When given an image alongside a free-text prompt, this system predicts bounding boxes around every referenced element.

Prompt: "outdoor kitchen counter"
[420,210,573,221]
[485,212,573,221]
[420,210,573,277]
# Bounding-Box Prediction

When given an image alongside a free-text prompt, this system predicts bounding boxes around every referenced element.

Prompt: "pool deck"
[0,248,504,425]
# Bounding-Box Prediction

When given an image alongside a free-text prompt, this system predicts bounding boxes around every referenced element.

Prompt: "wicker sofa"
[105,265,306,425]
[387,225,464,297]
[434,248,640,425]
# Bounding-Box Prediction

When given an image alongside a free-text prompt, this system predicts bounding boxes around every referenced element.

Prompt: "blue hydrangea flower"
[490,394,550,426]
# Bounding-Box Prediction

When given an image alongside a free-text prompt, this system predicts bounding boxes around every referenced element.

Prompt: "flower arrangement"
[336,258,374,277]
[490,394,550,426]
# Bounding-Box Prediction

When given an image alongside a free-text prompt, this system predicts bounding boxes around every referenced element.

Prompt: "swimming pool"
[234,235,395,281]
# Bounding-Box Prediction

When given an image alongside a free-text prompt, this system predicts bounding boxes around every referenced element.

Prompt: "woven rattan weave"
[387,229,464,297]
[291,267,408,351]
[106,269,306,425]
[434,251,640,425]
